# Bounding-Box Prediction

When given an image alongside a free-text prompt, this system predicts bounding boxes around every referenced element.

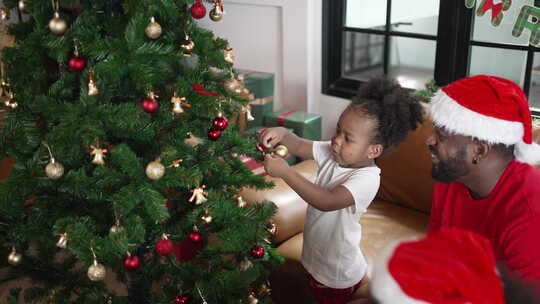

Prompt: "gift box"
[236,69,275,128]
[264,109,322,141]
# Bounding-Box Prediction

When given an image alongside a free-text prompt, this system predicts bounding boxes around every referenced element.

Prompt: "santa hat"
[429,75,540,165]
[371,228,505,304]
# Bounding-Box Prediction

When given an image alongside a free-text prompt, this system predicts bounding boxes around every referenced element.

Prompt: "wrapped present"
[236,69,275,128]
[264,109,322,141]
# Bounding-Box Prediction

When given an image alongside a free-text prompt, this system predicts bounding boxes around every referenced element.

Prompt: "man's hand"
[263,153,290,178]
[259,127,289,149]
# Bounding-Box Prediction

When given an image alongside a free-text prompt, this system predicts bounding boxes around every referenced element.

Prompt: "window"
[323,0,540,115]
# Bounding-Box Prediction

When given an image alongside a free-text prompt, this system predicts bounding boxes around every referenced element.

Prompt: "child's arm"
[259,127,314,160]
[263,154,354,211]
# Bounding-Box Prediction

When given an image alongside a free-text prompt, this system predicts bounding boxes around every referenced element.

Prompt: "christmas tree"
[0,0,281,303]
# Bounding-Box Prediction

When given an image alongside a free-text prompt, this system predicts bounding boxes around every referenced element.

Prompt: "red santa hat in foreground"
[371,228,505,304]
[429,75,540,165]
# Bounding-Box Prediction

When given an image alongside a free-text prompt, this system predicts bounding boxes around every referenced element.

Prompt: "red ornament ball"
[189,231,202,243]
[212,115,229,131]
[190,0,206,19]
[251,245,265,259]
[68,57,86,72]
[175,296,189,304]
[207,128,221,141]
[123,255,140,271]
[156,238,174,256]
[257,143,268,153]
[141,98,159,113]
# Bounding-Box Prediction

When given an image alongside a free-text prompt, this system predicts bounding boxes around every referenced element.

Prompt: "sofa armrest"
[240,160,318,244]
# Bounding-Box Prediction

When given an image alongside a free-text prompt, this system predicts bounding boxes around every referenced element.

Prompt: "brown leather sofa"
[241,115,540,304]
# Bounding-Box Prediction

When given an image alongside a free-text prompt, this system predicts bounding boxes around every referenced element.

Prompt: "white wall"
[199,0,309,112]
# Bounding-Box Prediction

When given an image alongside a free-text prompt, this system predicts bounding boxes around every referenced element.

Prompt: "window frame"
[322,0,540,116]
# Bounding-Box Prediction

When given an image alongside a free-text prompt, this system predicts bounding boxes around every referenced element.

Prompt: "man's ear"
[368,144,384,159]
[472,138,491,161]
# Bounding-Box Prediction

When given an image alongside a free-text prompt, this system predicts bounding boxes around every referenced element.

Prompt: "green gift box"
[248,97,274,128]
[236,69,275,99]
[236,69,275,128]
[264,109,322,141]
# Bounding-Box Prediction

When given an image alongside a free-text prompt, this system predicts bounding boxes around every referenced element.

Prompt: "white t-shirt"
[301,141,381,288]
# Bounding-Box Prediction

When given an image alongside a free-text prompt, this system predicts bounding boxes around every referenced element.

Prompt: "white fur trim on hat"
[515,141,540,164]
[430,90,523,146]
[370,241,429,304]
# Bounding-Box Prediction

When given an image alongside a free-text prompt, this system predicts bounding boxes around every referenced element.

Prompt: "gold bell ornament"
[236,196,247,208]
[88,69,99,96]
[200,209,213,224]
[209,0,224,22]
[224,48,235,64]
[180,32,195,57]
[43,142,64,179]
[145,17,162,39]
[146,158,165,180]
[56,233,68,248]
[7,247,22,266]
[189,185,208,205]
[170,93,191,115]
[48,1,67,35]
[242,105,255,122]
[90,145,107,166]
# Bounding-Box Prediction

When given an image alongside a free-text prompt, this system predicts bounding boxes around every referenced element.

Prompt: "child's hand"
[263,153,290,178]
[259,127,288,148]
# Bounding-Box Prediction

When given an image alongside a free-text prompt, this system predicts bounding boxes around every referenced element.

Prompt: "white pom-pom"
[515,141,540,165]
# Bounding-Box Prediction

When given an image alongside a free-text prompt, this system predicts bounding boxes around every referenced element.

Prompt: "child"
[259,77,424,304]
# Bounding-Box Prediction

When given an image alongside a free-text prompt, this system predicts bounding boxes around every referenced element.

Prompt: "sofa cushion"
[240,160,318,244]
[375,104,435,214]
[271,199,429,302]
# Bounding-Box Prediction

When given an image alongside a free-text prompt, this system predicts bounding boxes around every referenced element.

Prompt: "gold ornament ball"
[224,78,238,92]
[49,12,67,35]
[8,251,22,266]
[46,161,64,179]
[247,294,259,304]
[109,224,124,234]
[146,160,166,180]
[145,18,162,39]
[0,8,10,21]
[209,7,223,22]
[274,145,288,158]
[18,0,27,13]
[87,262,106,281]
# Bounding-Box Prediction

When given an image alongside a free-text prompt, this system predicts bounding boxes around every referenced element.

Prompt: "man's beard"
[430,147,470,183]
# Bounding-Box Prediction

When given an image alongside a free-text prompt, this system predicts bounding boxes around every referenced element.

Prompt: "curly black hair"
[350,77,424,156]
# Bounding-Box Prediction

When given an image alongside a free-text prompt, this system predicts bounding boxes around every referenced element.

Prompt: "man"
[426,75,540,286]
